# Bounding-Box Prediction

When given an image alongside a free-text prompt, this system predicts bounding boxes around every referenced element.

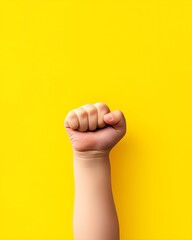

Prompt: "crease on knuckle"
[83,104,97,115]
[95,102,109,113]
[78,108,87,118]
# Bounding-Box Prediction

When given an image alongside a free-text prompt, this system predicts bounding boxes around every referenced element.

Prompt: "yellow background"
[0,0,192,239]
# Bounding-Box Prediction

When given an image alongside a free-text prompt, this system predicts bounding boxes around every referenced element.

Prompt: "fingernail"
[105,113,113,121]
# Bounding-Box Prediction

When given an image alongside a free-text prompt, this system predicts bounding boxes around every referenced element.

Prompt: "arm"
[73,151,119,240]
[64,102,126,240]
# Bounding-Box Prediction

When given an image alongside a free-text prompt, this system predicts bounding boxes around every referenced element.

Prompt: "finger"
[94,102,110,128]
[103,110,126,134]
[81,104,98,131]
[64,110,79,130]
[73,108,88,132]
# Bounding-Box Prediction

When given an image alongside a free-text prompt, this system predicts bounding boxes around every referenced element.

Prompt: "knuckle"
[82,104,97,115]
[68,111,76,119]
[75,108,87,118]
[79,108,87,118]
[94,102,109,112]
[87,105,97,115]
[66,111,74,121]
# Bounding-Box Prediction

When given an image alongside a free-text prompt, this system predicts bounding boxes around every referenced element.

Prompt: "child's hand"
[64,102,126,156]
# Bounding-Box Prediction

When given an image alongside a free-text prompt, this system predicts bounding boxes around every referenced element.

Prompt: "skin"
[64,102,126,240]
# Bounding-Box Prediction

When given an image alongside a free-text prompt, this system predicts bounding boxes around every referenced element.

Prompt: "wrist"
[73,150,110,167]
[73,149,109,159]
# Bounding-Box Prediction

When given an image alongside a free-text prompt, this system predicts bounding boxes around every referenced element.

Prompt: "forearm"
[73,151,119,240]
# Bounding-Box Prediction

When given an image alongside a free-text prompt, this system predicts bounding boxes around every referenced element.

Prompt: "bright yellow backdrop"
[0,0,192,239]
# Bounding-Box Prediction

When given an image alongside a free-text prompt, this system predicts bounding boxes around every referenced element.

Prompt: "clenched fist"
[64,102,126,155]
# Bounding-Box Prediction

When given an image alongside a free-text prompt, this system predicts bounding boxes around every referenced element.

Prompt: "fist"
[64,102,126,154]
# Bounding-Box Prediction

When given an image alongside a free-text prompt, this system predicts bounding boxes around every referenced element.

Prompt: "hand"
[64,102,126,156]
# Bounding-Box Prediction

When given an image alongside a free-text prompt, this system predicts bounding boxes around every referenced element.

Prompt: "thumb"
[103,110,126,132]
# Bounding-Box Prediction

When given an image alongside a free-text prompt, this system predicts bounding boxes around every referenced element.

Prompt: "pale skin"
[64,102,126,240]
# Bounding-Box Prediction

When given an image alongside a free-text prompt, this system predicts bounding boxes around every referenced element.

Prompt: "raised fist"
[64,102,126,155]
